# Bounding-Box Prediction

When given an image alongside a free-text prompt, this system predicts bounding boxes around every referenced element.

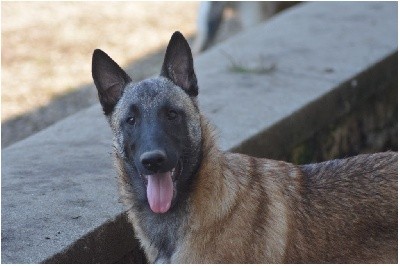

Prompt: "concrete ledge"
[2,2,397,263]
[233,52,397,159]
[43,214,144,263]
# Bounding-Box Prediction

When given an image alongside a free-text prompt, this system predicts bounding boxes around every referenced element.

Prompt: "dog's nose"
[140,150,167,172]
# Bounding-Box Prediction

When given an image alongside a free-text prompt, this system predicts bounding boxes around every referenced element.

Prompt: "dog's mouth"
[140,160,182,214]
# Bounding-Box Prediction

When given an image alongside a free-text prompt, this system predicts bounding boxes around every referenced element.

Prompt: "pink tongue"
[146,172,173,213]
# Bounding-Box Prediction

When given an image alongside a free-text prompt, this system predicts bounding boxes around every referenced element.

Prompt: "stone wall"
[290,61,398,164]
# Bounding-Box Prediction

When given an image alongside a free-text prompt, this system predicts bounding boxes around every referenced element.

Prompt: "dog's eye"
[166,110,178,120]
[126,117,135,125]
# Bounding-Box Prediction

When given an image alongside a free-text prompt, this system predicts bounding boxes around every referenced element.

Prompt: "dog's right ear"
[92,49,132,116]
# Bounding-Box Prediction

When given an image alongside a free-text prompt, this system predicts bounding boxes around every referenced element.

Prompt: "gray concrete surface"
[1,2,397,263]
[197,1,397,152]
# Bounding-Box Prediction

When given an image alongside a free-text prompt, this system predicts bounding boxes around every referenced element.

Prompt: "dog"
[92,31,398,263]
[193,1,299,54]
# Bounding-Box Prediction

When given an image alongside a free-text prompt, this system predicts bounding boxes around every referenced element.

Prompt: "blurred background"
[2,1,296,148]
[2,2,199,148]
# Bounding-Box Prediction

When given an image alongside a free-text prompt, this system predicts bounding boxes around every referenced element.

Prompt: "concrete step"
[1,2,397,263]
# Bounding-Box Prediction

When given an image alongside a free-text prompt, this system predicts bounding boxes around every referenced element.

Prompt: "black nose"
[140,150,167,172]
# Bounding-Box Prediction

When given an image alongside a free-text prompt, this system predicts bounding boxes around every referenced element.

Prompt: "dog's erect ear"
[161,31,198,97]
[92,49,132,116]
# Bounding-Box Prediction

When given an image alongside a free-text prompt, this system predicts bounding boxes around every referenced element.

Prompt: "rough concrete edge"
[39,50,397,264]
[42,212,143,264]
[232,51,398,160]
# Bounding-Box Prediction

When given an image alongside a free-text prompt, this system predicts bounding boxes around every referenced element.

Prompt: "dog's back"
[285,152,398,263]
[179,148,397,263]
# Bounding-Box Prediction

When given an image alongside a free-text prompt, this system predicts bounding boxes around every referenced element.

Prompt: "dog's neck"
[188,115,240,229]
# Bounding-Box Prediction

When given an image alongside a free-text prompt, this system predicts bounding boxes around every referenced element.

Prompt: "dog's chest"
[137,209,186,263]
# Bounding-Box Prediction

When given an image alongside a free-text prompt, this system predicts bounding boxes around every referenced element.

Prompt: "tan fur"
[116,115,397,263]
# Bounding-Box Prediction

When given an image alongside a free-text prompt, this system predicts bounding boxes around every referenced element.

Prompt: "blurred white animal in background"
[193,1,299,54]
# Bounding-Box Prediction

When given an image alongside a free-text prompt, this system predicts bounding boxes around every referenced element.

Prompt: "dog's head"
[92,32,202,214]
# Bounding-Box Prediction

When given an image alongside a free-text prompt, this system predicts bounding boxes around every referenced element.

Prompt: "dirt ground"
[1,2,200,147]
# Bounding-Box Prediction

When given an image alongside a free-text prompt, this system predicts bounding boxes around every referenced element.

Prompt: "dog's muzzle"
[139,150,182,213]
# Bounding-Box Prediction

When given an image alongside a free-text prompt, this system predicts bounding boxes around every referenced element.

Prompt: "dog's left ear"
[161,31,198,97]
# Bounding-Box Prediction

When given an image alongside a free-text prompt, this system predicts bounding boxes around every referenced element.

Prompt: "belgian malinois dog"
[92,31,398,263]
